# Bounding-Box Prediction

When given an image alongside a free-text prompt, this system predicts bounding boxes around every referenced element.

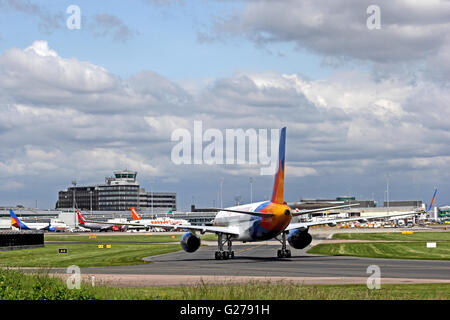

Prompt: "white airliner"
[9,209,69,231]
[90,127,418,260]
[128,207,190,231]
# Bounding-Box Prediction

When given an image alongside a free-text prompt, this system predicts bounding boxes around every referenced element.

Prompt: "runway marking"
[236,244,266,254]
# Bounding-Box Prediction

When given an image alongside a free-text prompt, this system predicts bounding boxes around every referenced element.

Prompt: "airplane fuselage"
[213,201,292,241]
[80,222,112,231]
[130,218,190,230]
[11,222,48,230]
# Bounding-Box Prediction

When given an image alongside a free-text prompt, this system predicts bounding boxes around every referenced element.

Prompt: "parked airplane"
[76,210,118,232]
[86,207,190,232]
[89,127,417,260]
[129,207,190,231]
[9,209,68,231]
[427,188,438,213]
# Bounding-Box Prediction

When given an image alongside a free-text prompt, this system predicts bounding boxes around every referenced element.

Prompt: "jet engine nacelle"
[180,232,201,253]
[288,229,312,249]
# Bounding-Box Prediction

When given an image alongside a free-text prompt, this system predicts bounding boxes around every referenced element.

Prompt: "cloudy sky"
[0,0,449,210]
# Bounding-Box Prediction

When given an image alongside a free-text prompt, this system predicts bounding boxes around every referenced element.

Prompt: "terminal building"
[288,196,425,219]
[56,170,176,212]
[438,206,450,222]
[0,192,435,230]
[291,196,376,210]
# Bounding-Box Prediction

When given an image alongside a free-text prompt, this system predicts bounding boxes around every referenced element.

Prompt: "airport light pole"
[149,180,154,215]
[72,180,77,208]
[89,190,93,213]
[72,180,77,228]
[249,177,253,203]
[385,173,391,214]
[234,195,242,206]
[220,177,224,208]
[216,188,220,210]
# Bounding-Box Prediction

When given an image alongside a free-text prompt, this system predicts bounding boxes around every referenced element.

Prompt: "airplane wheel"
[215,251,222,260]
[223,251,229,260]
[277,250,291,258]
[230,251,235,259]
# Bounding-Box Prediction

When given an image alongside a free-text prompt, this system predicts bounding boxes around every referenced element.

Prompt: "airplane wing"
[209,208,274,217]
[140,222,240,236]
[84,219,240,235]
[285,211,419,232]
[292,203,360,216]
[167,224,240,235]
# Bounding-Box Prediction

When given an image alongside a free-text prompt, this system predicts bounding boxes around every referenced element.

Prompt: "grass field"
[1,268,448,300]
[0,243,180,268]
[308,241,450,260]
[108,282,450,300]
[44,233,217,243]
[0,233,217,268]
[308,231,450,260]
[332,232,450,242]
[0,268,96,300]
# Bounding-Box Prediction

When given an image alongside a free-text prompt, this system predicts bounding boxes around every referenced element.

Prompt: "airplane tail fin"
[271,127,286,204]
[130,207,142,220]
[9,209,29,230]
[427,188,438,212]
[76,210,86,223]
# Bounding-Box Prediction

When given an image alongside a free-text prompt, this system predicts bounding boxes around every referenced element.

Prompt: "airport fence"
[0,230,44,251]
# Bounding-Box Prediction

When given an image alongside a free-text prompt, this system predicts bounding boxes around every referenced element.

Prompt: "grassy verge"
[0,243,180,268]
[1,269,449,300]
[45,233,217,243]
[308,242,450,260]
[332,232,450,242]
[0,268,95,300]
[113,282,450,300]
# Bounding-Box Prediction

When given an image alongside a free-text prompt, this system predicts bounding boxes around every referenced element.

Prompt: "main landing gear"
[215,233,235,260]
[276,232,291,258]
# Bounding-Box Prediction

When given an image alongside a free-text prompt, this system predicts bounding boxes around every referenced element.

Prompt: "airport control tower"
[105,170,139,186]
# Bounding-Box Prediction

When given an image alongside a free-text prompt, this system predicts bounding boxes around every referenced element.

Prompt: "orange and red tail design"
[271,127,286,204]
[130,207,142,220]
[76,210,87,223]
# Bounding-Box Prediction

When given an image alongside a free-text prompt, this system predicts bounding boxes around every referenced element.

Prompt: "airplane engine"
[288,229,312,249]
[180,232,201,253]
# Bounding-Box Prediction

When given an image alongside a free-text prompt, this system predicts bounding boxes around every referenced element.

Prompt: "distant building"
[190,205,219,213]
[383,200,423,207]
[56,170,176,211]
[292,196,376,209]
[438,206,450,221]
